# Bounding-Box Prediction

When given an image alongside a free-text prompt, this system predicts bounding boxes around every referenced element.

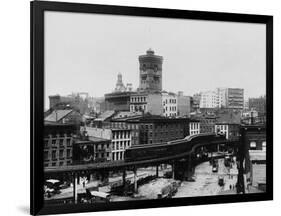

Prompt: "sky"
[44,11,266,108]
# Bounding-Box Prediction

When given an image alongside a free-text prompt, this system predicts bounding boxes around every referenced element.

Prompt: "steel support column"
[133,167,138,193]
[72,173,78,204]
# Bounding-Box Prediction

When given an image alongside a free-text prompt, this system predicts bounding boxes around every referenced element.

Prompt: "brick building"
[44,122,77,167]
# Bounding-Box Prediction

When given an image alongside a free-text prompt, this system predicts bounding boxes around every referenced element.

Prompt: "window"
[67,149,71,158]
[44,139,49,147]
[44,151,49,161]
[52,150,56,160]
[262,141,266,151]
[52,139,56,145]
[59,139,64,146]
[66,139,71,146]
[250,141,257,150]
[59,150,64,158]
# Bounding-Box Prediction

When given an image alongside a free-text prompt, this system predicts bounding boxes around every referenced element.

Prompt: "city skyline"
[45,11,266,108]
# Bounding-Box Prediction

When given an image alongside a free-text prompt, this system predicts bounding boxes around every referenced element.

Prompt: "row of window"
[130,104,147,112]
[44,149,72,161]
[112,140,131,150]
[131,96,147,103]
[163,98,177,104]
[45,133,73,139]
[44,160,71,167]
[190,123,200,130]
[44,138,72,147]
[112,131,131,139]
[112,151,125,161]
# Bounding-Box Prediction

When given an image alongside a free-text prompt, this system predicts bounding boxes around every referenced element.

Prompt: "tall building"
[227,88,244,110]
[139,49,163,92]
[217,88,228,108]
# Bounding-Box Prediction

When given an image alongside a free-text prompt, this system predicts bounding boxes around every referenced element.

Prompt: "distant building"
[139,48,163,92]
[44,109,82,125]
[162,92,177,117]
[44,122,76,167]
[104,74,135,112]
[248,96,266,115]
[104,91,133,112]
[217,88,228,108]
[199,91,217,108]
[177,92,192,117]
[226,88,244,110]
[49,92,90,114]
[191,93,201,112]
[115,73,126,92]
[129,92,162,115]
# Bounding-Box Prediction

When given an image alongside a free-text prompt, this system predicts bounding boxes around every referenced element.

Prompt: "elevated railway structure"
[44,133,240,203]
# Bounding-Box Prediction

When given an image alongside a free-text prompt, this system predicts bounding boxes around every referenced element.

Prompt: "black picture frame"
[31,1,273,215]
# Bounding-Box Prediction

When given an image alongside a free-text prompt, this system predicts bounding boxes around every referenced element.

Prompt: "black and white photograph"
[30,1,273,215]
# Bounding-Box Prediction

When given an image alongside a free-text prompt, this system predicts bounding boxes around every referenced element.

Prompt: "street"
[174,158,238,197]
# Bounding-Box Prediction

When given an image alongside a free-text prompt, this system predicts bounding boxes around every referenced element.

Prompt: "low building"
[44,122,77,167]
[189,119,200,135]
[191,113,217,133]
[215,123,240,140]
[72,137,111,164]
[124,115,190,145]
[241,125,266,192]
[85,126,132,161]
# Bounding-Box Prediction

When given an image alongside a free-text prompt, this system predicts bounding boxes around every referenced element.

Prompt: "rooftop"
[44,109,73,122]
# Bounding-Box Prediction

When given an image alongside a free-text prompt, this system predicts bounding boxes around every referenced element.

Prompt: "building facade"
[248,96,266,115]
[226,88,244,110]
[129,92,162,115]
[85,126,132,161]
[126,116,190,145]
[199,91,218,108]
[162,92,177,117]
[72,137,111,164]
[189,120,200,135]
[44,122,76,167]
[177,92,192,117]
[241,125,266,191]
[215,123,240,140]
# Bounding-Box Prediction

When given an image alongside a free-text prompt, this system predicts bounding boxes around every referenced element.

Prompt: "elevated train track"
[45,133,239,175]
